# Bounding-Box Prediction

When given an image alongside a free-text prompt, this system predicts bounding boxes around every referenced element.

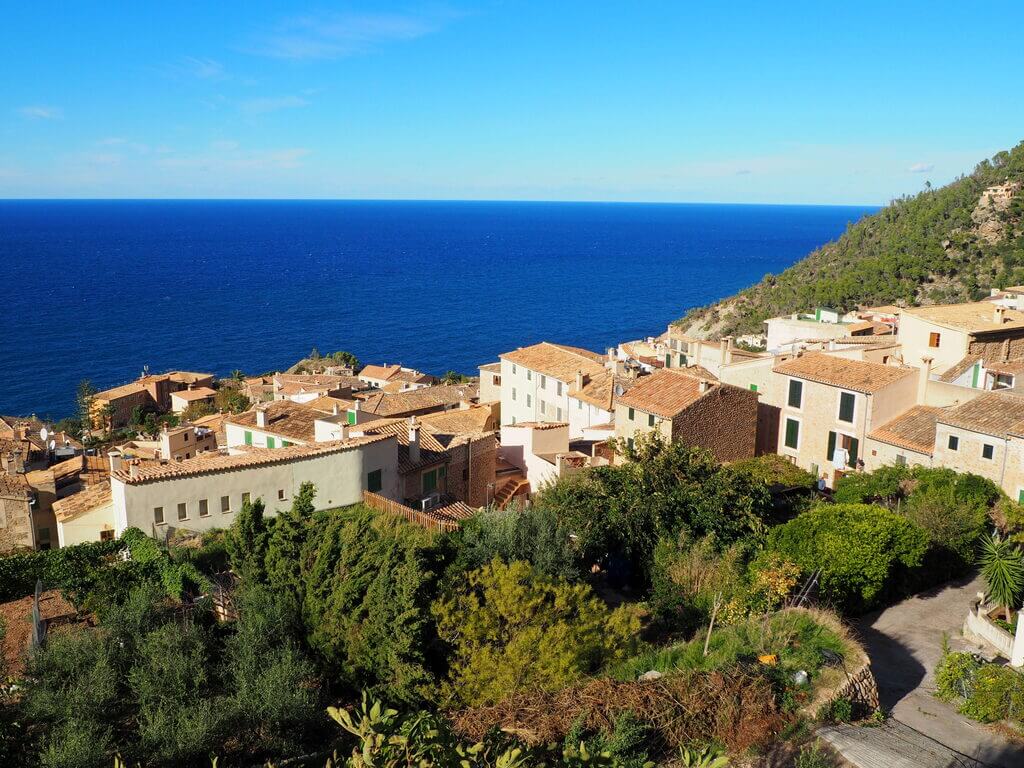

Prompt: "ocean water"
[0,200,874,418]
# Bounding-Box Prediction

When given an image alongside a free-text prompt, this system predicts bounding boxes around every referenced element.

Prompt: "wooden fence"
[362,491,462,533]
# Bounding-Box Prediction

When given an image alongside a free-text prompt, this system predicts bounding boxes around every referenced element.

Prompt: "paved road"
[847,573,1024,767]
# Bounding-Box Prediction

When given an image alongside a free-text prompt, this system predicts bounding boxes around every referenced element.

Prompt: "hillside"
[677,141,1024,338]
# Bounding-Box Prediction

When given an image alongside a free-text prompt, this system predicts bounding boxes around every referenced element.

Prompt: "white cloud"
[240,95,309,114]
[180,56,227,80]
[908,162,934,173]
[17,105,63,120]
[251,11,445,59]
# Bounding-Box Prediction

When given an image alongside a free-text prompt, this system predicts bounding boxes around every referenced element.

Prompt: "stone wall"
[826,661,880,714]
[670,384,759,462]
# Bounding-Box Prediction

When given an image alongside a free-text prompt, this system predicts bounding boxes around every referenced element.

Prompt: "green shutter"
[266,436,275,449]
[282,440,291,447]
[784,419,799,449]
[680,354,687,366]
[628,407,635,420]
[347,411,356,425]
[849,437,859,465]
[788,380,802,408]
[827,431,837,462]
[244,430,253,446]
[972,363,980,388]
[648,414,655,427]
[367,469,382,493]
[750,384,758,392]
[839,392,855,422]
[423,469,438,493]
[1019,490,1024,504]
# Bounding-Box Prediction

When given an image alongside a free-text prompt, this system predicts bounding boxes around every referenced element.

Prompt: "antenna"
[39,427,49,443]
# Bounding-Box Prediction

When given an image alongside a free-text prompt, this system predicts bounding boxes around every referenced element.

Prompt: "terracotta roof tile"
[939,391,1024,438]
[615,369,720,419]
[938,355,982,383]
[501,342,606,381]
[113,435,391,485]
[354,385,477,417]
[53,481,112,523]
[901,302,1024,333]
[356,419,448,474]
[227,400,322,442]
[773,353,917,394]
[170,387,216,402]
[868,406,943,456]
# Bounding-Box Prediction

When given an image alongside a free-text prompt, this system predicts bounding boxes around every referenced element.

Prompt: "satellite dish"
[48,440,56,451]
[39,427,49,443]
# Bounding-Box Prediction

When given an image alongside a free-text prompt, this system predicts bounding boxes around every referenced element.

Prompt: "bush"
[0,539,124,602]
[765,504,929,613]
[434,559,642,707]
[934,650,980,702]
[833,464,909,505]
[648,534,746,632]
[960,665,1024,723]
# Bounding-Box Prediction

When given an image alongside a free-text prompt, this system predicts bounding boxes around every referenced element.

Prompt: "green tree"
[265,482,316,598]
[301,506,440,704]
[766,503,929,612]
[440,370,470,384]
[433,559,642,707]
[181,401,216,422]
[76,379,97,435]
[225,497,269,582]
[979,533,1024,622]
[214,385,251,414]
[330,350,361,370]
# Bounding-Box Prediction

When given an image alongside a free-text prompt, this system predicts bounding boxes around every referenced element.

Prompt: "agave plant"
[979,532,1024,622]
[678,744,729,768]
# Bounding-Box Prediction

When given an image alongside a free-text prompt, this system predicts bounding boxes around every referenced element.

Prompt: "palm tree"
[979,533,1024,622]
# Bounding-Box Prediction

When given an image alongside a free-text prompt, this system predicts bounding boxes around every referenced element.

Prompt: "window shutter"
[827,431,837,462]
[849,437,859,465]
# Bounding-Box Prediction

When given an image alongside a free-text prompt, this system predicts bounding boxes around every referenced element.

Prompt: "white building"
[109,434,400,537]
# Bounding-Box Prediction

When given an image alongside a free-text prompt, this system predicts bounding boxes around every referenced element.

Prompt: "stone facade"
[826,661,880,715]
[444,433,497,508]
[0,479,34,553]
[669,384,758,462]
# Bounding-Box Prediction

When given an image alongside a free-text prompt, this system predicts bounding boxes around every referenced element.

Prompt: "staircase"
[493,476,529,509]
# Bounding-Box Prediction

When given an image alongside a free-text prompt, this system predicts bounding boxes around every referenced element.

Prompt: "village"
[6,291,1024,555]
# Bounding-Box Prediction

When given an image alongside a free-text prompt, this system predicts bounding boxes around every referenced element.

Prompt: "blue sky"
[2,2,1022,204]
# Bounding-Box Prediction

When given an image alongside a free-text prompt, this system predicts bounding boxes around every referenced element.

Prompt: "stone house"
[770,353,919,485]
[613,368,759,462]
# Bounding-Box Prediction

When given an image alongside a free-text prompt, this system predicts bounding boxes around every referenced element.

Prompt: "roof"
[53,480,112,523]
[0,472,30,498]
[354,385,478,417]
[938,355,982,383]
[357,419,448,474]
[985,359,1024,376]
[868,406,944,456]
[479,362,502,373]
[94,380,148,401]
[506,421,569,430]
[500,342,606,382]
[418,406,496,436]
[307,395,357,414]
[359,364,430,384]
[939,391,1024,438]
[773,353,917,394]
[615,369,718,419]
[113,435,391,485]
[901,302,1024,334]
[276,373,363,389]
[170,387,216,402]
[227,400,322,442]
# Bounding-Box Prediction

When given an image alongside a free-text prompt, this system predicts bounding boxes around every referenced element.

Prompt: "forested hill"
[677,141,1024,338]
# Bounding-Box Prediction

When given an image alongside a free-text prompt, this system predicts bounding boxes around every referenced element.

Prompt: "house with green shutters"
[770,352,919,488]
[224,401,320,451]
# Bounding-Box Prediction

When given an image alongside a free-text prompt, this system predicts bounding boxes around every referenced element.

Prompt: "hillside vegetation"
[678,141,1024,338]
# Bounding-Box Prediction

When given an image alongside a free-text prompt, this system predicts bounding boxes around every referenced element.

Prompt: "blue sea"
[1,200,874,419]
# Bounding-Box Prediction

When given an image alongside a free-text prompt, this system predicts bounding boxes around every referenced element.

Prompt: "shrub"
[265,481,317,598]
[648,534,746,632]
[934,650,980,702]
[434,559,642,707]
[0,538,123,602]
[765,504,929,613]
[960,665,1024,723]
[833,464,909,505]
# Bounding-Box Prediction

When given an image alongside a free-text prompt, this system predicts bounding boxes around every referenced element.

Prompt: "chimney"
[339,422,350,440]
[408,417,421,464]
[918,356,933,403]
[995,305,1007,324]
[353,399,361,412]
[332,402,340,416]
[607,347,616,364]
[129,460,139,480]
[108,449,123,474]
[575,370,586,391]
[693,340,703,367]
[255,405,267,428]
[4,452,18,476]
[721,336,734,366]
[698,379,711,394]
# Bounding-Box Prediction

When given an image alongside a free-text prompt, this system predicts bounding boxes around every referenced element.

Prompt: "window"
[556,407,562,421]
[929,332,941,348]
[750,384,758,392]
[1019,489,1024,504]
[423,468,438,494]
[100,529,115,542]
[526,394,531,407]
[827,431,860,465]
[648,414,656,427]
[183,431,190,441]
[282,440,291,447]
[38,527,51,546]
[556,381,562,396]
[278,489,286,500]
[784,418,800,450]
[895,454,907,466]
[347,410,356,425]
[838,391,856,423]
[627,437,634,451]
[244,430,253,445]
[539,401,545,414]
[787,379,803,409]
[439,465,447,479]
[154,506,164,525]
[512,364,517,374]
[628,407,635,421]
[948,435,959,451]
[367,469,382,493]
[982,443,995,460]
[220,496,230,513]
[512,387,517,401]
[679,354,687,366]
[177,502,187,521]
[199,499,209,517]
[540,375,546,389]
[527,370,532,381]
[577,399,582,409]
[267,436,276,449]
[242,492,251,506]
